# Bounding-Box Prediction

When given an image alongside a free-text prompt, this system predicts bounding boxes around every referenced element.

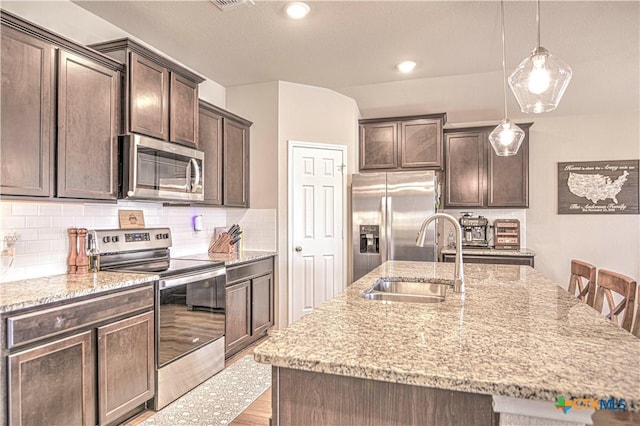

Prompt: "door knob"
[295,246,302,252]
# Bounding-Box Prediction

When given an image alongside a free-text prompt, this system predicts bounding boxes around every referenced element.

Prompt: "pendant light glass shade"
[508,1,572,113]
[489,119,525,156]
[490,0,525,157]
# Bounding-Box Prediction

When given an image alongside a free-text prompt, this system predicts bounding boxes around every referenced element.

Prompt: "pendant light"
[489,0,525,157]
[508,0,572,113]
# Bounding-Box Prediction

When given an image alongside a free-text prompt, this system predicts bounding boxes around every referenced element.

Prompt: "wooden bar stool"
[632,302,640,338]
[593,269,637,332]
[567,259,597,307]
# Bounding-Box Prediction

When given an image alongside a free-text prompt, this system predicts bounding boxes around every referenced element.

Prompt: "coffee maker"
[459,213,489,248]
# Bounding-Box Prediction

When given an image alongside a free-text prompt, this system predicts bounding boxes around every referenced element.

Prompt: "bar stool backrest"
[568,259,597,307]
[594,269,637,332]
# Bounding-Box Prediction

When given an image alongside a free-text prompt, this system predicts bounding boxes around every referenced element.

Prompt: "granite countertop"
[184,250,276,266]
[254,261,640,412]
[441,247,536,256]
[0,272,158,314]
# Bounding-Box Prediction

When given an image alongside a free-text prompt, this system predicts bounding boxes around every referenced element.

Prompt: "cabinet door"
[487,134,529,207]
[400,119,442,168]
[170,72,198,147]
[251,273,274,336]
[97,311,154,425]
[57,50,119,200]
[1,26,54,197]
[445,131,485,207]
[8,330,96,426]
[359,122,398,170]
[223,118,250,207]
[198,104,223,205]
[225,280,251,355]
[130,52,169,140]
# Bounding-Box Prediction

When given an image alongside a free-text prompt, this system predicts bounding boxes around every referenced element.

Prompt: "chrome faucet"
[416,213,464,293]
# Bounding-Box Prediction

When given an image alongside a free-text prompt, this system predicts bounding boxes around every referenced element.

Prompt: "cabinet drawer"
[7,285,154,349]
[226,258,273,285]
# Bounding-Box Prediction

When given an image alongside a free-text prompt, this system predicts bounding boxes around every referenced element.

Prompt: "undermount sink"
[360,278,451,303]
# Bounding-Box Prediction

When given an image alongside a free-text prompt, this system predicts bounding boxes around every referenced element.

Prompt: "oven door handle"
[159,268,226,290]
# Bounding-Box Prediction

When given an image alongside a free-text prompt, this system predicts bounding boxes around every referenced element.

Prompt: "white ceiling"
[71,0,639,96]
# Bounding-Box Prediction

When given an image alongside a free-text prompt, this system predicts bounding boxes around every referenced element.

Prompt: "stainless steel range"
[93,228,226,410]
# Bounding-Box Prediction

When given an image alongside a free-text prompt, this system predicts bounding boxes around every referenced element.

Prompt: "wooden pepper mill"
[76,228,89,274]
[67,228,78,274]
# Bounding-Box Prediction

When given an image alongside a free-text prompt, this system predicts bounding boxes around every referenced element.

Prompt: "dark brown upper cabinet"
[223,116,251,208]
[90,38,204,148]
[198,100,252,207]
[359,113,446,172]
[130,52,169,141]
[1,11,123,201]
[198,100,224,206]
[57,50,119,200]
[170,73,199,146]
[0,24,55,197]
[444,131,486,207]
[444,123,532,208]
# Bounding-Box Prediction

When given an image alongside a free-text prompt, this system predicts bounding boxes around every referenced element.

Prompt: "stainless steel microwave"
[120,134,204,202]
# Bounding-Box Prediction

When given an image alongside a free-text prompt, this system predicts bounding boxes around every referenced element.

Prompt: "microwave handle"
[190,158,201,193]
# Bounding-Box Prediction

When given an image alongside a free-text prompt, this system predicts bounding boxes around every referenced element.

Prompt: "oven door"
[156,268,225,367]
[121,134,204,202]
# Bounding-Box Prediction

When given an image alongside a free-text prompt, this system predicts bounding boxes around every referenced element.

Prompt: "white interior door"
[289,142,345,323]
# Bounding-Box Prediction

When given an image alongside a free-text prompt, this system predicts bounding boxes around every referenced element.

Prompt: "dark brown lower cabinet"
[225,257,275,357]
[273,367,496,426]
[4,285,155,426]
[97,311,155,425]
[225,280,252,356]
[8,331,96,426]
[251,273,274,336]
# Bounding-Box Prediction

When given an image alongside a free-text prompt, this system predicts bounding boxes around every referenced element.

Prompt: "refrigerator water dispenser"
[359,225,380,254]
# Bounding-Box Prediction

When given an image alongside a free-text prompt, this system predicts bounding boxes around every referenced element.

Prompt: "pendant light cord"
[500,0,508,120]
[536,0,541,48]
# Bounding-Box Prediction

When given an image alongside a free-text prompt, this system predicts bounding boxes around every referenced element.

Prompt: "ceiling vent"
[211,0,255,11]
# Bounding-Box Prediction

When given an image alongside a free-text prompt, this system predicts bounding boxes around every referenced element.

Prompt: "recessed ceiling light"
[397,61,417,73]
[286,2,310,19]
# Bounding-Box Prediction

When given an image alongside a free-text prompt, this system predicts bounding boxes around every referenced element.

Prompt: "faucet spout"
[416,213,464,293]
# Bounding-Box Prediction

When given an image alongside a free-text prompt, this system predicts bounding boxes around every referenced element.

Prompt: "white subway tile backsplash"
[1,199,275,282]
[12,202,39,216]
[62,204,84,216]
[38,203,64,216]
[2,216,26,229]
[24,240,52,254]
[26,216,51,228]
[83,205,105,217]
[39,228,66,240]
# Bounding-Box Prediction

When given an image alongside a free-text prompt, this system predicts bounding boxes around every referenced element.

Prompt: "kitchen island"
[254,261,640,425]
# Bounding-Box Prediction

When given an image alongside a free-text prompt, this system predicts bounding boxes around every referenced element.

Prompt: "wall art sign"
[557,160,639,214]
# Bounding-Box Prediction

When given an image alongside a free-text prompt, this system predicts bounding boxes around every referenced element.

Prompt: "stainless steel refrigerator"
[352,171,438,282]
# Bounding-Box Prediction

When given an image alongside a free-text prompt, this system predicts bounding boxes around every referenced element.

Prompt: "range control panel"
[93,228,172,254]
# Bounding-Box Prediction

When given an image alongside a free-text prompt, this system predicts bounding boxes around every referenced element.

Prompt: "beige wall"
[226,82,280,209]
[527,112,640,286]
[277,82,359,327]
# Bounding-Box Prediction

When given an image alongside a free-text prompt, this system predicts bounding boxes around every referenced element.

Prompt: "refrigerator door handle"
[386,195,393,261]
[380,195,387,262]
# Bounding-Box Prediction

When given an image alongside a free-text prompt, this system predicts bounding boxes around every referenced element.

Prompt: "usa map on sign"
[567,171,629,204]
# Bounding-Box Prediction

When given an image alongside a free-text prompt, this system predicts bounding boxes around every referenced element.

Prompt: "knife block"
[208,228,238,254]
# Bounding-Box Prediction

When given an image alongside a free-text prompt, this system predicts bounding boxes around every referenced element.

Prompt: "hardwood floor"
[122,337,271,426]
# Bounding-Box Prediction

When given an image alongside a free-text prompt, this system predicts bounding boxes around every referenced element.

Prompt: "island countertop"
[254,261,640,412]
